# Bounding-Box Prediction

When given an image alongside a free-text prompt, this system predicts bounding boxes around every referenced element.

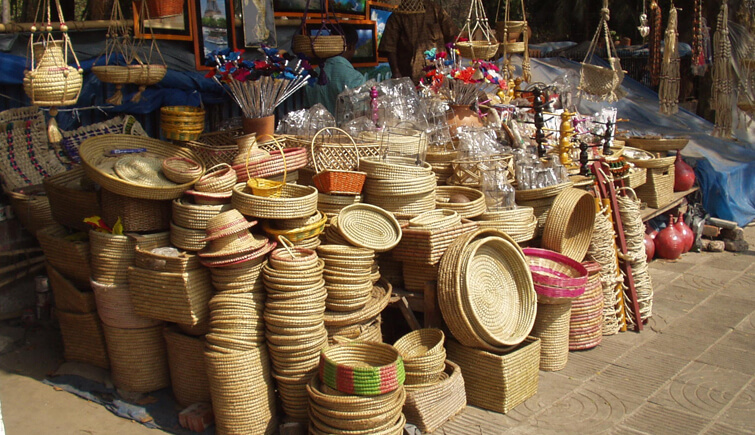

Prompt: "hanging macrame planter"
[577,0,626,102]
[23,0,83,143]
[455,0,499,61]
[91,0,133,105]
[495,0,530,81]
[711,0,734,138]
[659,4,680,115]
[129,0,167,103]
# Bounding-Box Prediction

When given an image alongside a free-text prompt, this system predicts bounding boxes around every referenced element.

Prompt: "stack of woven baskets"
[524,248,588,371]
[425,148,458,185]
[394,329,467,432]
[435,186,487,219]
[199,210,277,434]
[160,106,205,142]
[514,181,573,236]
[186,162,238,206]
[308,341,406,434]
[439,228,541,413]
[625,146,676,208]
[362,157,436,219]
[474,206,538,244]
[262,246,328,422]
[569,262,604,350]
[262,211,327,250]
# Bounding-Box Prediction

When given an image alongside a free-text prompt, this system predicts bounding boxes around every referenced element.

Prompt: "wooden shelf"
[641,187,699,221]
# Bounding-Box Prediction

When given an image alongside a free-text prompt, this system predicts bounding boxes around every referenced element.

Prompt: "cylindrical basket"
[163,326,211,407]
[56,309,109,369]
[102,323,170,393]
[91,279,163,329]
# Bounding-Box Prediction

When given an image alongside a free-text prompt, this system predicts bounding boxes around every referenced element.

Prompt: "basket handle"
[277,235,296,258]
[204,163,232,176]
[617,186,639,202]
[247,134,287,185]
[310,127,360,173]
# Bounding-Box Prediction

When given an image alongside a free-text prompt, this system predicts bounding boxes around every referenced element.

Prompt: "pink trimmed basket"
[522,248,588,304]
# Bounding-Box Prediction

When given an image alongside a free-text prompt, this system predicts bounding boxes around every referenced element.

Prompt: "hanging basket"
[455,0,498,60]
[455,41,500,60]
[578,59,626,101]
[24,41,83,107]
[292,34,346,59]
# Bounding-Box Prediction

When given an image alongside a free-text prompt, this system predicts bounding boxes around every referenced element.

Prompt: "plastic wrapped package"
[276,104,336,136]
[335,78,430,130]
[455,127,500,159]
[482,168,516,211]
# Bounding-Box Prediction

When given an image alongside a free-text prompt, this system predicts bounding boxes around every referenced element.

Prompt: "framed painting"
[273,0,323,15]
[368,3,391,56]
[241,0,278,46]
[194,0,238,70]
[330,0,367,18]
[133,0,194,41]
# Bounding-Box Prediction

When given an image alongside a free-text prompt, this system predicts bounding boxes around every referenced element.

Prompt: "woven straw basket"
[24,41,83,107]
[163,326,211,407]
[8,185,55,235]
[456,41,500,60]
[91,279,162,329]
[446,337,540,414]
[292,34,346,59]
[531,302,571,371]
[37,225,91,286]
[43,167,101,232]
[103,324,170,392]
[403,360,467,433]
[56,309,110,369]
[46,262,96,314]
[541,188,596,262]
[635,165,675,208]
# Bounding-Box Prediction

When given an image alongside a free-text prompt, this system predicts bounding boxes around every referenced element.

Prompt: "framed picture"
[194,0,238,70]
[368,3,391,56]
[133,0,194,41]
[330,0,367,17]
[241,0,277,46]
[273,0,323,15]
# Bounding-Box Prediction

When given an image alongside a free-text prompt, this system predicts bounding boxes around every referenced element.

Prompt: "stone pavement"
[0,226,752,434]
[442,223,755,435]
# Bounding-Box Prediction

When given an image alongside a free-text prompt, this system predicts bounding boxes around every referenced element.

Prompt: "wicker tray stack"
[262,246,328,422]
[425,149,458,186]
[569,262,604,350]
[171,198,233,252]
[317,245,378,315]
[361,157,437,218]
[263,211,327,251]
[309,341,406,434]
[435,186,487,219]
[318,193,362,219]
[394,329,446,387]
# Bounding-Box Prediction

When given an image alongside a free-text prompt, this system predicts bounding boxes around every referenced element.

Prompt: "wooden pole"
[0,19,131,32]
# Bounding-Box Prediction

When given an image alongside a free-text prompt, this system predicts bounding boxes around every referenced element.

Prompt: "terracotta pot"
[674,152,695,191]
[448,105,483,133]
[655,215,684,260]
[643,233,655,262]
[674,212,694,253]
[242,115,276,140]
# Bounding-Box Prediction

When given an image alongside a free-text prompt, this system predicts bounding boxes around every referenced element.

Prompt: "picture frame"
[329,0,367,18]
[194,0,238,70]
[273,0,323,15]
[133,0,194,41]
[367,3,392,60]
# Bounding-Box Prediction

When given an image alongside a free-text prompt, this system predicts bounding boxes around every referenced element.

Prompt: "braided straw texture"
[128,266,212,325]
[204,345,278,435]
[102,324,170,392]
[46,262,96,314]
[37,225,91,286]
[91,279,162,329]
[617,192,653,326]
[55,309,110,369]
[359,156,433,180]
[320,341,405,396]
[586,209,624,335]
[79,135,201,200]
[635,165,675,208]
[172,199,232,230]
[100,188,172,232]
[337,204,402,252]
[89,230,136,286]
[393,220,479,265]
[163,327,211,407]
[8,185,55,235]
[232,182,317,219]
[446,337,539,413]
[542,188,596,262]
[569,268,604,350]
[530,302,571,371]
[403,360,466,433]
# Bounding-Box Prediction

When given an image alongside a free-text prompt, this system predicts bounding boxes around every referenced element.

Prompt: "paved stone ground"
[442,223,755,435]
[0,225,753,434]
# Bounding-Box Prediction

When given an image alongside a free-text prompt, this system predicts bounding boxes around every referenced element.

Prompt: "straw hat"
[199,231,268,258]
[200,241,276,268]
[184,189,233,205]
[202,210,258,241]
[113,156,175,187]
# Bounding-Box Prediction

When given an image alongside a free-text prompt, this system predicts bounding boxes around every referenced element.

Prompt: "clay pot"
[643,233,656,262]
[242,115,276,139]
[447,104,483,134]
[674,152,695,191]
[655,215,684,260]
[674,212,694,253]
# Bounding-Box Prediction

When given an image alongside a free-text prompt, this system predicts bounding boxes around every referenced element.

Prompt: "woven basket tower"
[531,302,572,371]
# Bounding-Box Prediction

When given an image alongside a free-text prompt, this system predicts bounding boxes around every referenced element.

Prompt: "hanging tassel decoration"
[132,85,147,103]
[659,6,680,115]
[691,0,707,76]
[712,0,734,138]
[522,23,531,82]
[648,0,663,87]
[47,107,63,143]
[106,84,124,105]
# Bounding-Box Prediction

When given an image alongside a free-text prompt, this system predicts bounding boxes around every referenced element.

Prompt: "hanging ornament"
[497,0,530,82]
[23,0,84,143]
[659,4,680,115]
[638,0,650,38]
[711,0,734,138]
[91,0,133,105]
[648,0,662,87]
[691,0,707,76]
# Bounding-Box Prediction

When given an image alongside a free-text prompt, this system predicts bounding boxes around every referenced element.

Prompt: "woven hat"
[113,156,175,187]
[199,231,268,258]
[202,210,258,241]
[201,240,276,268]
[184,189,233,205]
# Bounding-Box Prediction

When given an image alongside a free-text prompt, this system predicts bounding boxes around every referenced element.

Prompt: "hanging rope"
[577,0,626,102]
[648,0,662,87]
[659,5,680,115]
[712,0,734,138]
[586,204,624,336]
[617,191,653,324]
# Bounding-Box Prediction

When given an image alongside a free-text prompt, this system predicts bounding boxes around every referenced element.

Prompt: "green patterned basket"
[319,341,405,396]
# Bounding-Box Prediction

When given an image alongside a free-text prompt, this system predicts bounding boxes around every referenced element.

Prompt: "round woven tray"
[624,136,689,152]
[514,181,573,202]
[79,135,201,200]
[408,209,461,230]
[336,204,402,252]
[623,146,675,168]
[359,156,433,180]
[435,186,486,219]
